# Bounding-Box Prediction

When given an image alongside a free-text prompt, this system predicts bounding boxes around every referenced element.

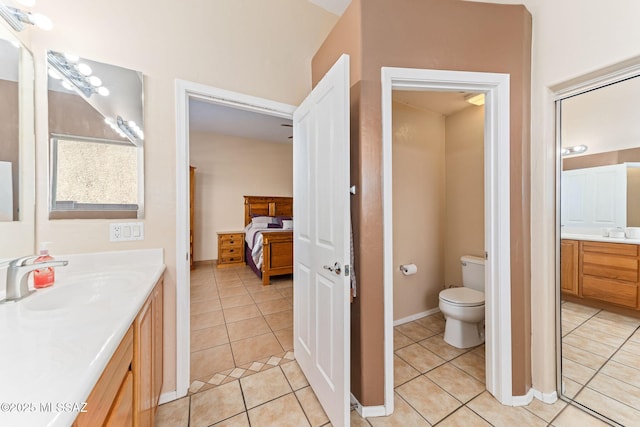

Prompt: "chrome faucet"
[3,256,69,302]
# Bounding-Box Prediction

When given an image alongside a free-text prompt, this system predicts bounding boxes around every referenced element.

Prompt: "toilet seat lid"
[440,287,484,307]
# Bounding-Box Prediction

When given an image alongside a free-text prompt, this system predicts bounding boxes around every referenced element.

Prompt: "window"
[50,136,142,219]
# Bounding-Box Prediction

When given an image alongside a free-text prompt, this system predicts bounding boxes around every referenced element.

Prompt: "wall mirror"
[0,23,35,259]
[47,51,144,219]
[558,72,640,425]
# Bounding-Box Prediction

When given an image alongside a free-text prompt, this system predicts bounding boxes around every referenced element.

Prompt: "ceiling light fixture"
[561,145,588,156]
[47,51,109,98]
[465,93,485,106]
[0,1,52,31]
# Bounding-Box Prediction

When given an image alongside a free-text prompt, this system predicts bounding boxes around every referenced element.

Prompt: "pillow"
[274,216,292,227]
[251,216,275,225]
[281,219,293,230]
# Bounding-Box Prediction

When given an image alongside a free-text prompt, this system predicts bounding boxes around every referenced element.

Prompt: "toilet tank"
[461,255,485,292]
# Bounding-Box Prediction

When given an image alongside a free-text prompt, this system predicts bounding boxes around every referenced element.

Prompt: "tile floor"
[157,265,611,426]
[560,300,640,426]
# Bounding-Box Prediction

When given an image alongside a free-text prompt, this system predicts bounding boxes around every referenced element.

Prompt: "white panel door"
[293,54,350,427]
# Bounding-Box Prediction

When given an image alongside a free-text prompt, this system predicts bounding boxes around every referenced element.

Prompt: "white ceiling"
[393,90,477,116]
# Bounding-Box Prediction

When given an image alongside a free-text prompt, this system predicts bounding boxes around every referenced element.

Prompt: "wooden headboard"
[244,196,293,226]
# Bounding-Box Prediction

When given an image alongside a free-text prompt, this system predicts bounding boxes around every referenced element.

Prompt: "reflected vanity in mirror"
[0,22,35,258]
[47,51,144,219]
[558,73,640,424]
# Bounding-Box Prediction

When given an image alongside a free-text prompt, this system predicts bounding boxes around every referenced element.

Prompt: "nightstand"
[217,231,245,268]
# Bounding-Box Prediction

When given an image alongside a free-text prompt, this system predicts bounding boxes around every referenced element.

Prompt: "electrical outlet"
[110,222,144,242]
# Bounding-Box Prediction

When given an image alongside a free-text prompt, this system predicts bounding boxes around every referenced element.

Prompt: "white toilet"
[438,255,485,349]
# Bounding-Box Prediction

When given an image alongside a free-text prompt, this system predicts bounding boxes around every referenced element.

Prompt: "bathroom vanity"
[561,236,640,314]
[0,249,165,427]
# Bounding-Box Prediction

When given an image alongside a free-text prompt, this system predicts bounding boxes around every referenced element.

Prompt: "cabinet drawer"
[582,276,638,308]
[582,241,638,257]
[219,234,243,247]
[583,252,638,282]
[221,248,242,258]
[220,255,243,264]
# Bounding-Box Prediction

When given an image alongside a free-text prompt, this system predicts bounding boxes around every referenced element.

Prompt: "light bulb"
[61,81,74,91]
[64,53,79,63]
[89,75,102,87]
[30,13,53,31]
[97,86,110,96]
[48,68,62,80]
[77,63,92,76]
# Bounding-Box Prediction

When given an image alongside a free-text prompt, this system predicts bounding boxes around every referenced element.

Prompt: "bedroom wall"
[392,101,445,321]
[444,105,485,287]
[189,131,293,262]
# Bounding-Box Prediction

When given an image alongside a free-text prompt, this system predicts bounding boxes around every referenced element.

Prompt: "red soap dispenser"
[34,242,55,289]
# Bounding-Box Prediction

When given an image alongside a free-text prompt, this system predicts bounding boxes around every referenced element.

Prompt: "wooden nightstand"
[217,231,245,268]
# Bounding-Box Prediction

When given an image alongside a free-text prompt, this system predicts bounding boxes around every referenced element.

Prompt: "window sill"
[49,210,138,220]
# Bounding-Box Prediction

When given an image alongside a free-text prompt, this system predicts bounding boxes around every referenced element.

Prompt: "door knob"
[323,262,342,276]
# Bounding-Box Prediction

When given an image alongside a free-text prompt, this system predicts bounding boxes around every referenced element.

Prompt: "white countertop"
[561,233,640,245]
[0,249,165,427]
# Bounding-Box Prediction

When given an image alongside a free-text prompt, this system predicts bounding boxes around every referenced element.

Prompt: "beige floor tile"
[191,286,219,302]
[227,316,271,342]
[584,317,638,339]
[247,393,310,427]
[562,376,583,399]
[561,343,608,371]
[562,333,617,358]
[250,288,285,303]
[395,343,446,373]
[192,298,222,315]
[561,358,596,385]
[587,372,640,410]
[600,360,640,388]
[437,406,492,426]
[212,413,251,427]
[562,319,581,336]
[274,326,294,351]
[190,381,246,427]
[224,303,262,323]
[394,355,420,387]
[425,363,485,403]
[296,386,329,427]
[218,285,249,298]
[191,324,229,351]
[191,344,235,381]
[191,309,225,330]
[231,332,284,366]
[221,294,256,309]
[573,387,640,426]
[551,404,611,427]
[611,348,640,370]
[561,309,592,326]
[281,360,309,390]
[264,310,293,331]
[279,288,294,298]
[622,339,640,354]
[572,323,627,348]
[470,344,485,359]
[395,321,437,341]
[351,409,371,426]
[594,310,640,328]
[240,366,292,409]
[367,393,429,426]
[450,351,486,383]
[561,302,600,319]
[419,334,470,361]
[523,397,567,423]
[217,279,245,289]
[155,396,190,427]
[257,298,292,315]
[467,391,546,427]
[414,314,446,333]
[393,331,415,350]
[396,376,462,424]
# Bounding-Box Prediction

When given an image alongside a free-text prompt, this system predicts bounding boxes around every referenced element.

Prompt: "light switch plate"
[110,222,144,242]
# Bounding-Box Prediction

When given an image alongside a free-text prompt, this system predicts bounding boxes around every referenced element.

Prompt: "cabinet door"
[152,280,164,407]
[105,371,134,427]
[134,297,153,427]
[560,240,579,296]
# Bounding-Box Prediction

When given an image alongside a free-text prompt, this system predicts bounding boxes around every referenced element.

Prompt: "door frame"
[174,79,296,398]
[381,67,513,410]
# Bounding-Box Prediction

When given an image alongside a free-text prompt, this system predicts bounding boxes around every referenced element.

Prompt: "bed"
[243,195,294,286]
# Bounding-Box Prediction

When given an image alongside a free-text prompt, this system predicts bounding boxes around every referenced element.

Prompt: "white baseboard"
[159,390,178,405]
[511,388,534,406]
[351,394,388,418]
[393,308,440,326]
[532,388,558,404]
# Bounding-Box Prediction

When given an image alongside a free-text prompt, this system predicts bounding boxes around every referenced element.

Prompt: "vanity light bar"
[561,144,588,156]
[0,1,52,32]
[0,3,24,31]
[47,51,108,99]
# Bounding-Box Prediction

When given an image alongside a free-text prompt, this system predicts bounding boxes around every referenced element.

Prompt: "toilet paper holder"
[399,264,418,275]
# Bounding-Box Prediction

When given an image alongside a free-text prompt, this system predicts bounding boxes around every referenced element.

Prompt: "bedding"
[245,222,290,270]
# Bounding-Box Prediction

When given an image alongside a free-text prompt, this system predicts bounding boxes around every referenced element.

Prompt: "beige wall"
[18,0,337,395]
[0,79,19,220]
[189,132,293,261]
[444,105,485,286]
[392,101,445,321]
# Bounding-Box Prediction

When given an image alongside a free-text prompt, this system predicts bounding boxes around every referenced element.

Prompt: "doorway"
[381,67,513,412]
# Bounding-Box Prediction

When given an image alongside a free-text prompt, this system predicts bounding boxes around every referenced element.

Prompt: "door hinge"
[350,185,356,195]
[345,264,350,276]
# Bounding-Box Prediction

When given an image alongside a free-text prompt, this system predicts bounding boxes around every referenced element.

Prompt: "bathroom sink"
[22,272,137,312]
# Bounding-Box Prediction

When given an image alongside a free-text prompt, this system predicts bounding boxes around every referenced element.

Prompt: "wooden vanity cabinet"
[560,239,579,296]
[73,275,164,427]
